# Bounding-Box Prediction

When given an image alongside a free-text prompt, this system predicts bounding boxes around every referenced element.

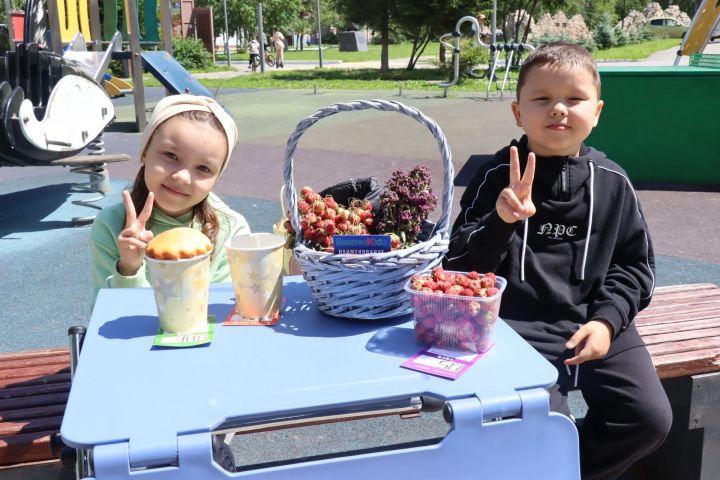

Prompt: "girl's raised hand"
[496,146,536,223]
[117,190,154,276]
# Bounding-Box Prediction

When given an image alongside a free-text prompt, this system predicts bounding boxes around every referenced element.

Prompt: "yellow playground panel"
[677,0,720,61]
[54,0,161,44]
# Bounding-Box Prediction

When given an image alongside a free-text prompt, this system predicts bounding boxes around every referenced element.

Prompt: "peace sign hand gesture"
[496,146,536,224]
[117,190,155,276]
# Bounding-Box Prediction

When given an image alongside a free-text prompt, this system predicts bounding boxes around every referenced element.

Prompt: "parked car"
[645,17,689,39]
[711,23,720,42]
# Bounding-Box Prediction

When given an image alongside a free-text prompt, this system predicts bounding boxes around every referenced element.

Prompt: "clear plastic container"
[404,273,507,353]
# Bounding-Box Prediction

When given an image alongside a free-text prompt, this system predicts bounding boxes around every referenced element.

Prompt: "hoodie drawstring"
[520,218,528,282]
[565,364,580,388]
[580,161,595,281]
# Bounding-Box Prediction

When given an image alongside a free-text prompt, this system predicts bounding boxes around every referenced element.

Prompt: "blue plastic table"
[61,277,579,479]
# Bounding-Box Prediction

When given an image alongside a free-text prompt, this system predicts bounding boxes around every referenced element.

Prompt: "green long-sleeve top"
[90,192,250,304]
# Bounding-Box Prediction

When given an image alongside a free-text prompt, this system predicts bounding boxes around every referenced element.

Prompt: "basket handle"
[283,99,454,246]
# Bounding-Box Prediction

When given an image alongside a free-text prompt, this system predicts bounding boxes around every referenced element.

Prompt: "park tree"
[393,0,487,70]
[498,0,546,44]
[331,0,394,72]
[614,0,645,25]
[561,0,617,30]
[332,0,488,71]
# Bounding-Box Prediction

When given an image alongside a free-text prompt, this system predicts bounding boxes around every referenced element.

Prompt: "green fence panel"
[587,66,720,187]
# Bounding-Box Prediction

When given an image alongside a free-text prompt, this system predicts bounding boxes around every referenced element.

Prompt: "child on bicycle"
[248,37,260,69]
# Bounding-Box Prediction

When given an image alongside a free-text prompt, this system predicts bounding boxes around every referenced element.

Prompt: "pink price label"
[401,346,488,380]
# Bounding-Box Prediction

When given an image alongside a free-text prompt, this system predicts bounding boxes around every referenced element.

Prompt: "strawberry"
[467,271,481,280]
[300,186,314,197]
[323,208,336,220]
[390,234,401,250]
[323,195,338,210]
[485,287,499,297]
[305,213,318,225]
[325,221,336,236]
[298,201,311,214]
[446,285,464,296]
[431,267,447,282]
[314,230,327,244]
[480,273,497,288]
[313,202,326,215]
[461,288,475,297]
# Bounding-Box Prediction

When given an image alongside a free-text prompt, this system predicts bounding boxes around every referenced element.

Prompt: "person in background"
[476,13,492,42]
[272,27,285,68]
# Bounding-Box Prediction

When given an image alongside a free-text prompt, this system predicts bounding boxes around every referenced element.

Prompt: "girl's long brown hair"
[130,110,226,246]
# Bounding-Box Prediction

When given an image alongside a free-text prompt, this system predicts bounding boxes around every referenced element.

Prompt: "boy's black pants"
[508,321,673,480]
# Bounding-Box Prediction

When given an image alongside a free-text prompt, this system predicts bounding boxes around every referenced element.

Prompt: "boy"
[445,42,672,480]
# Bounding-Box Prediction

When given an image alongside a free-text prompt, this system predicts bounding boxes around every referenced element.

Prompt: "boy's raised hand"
[496,146,536,223]
[117,190,154,276]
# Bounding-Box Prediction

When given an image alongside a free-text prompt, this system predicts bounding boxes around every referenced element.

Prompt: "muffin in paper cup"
[145,228,213,333]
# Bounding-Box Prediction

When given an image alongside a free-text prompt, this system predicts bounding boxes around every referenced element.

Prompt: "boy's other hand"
[117,190,155,276]
[496,146,536,223]
[564,319,612,366]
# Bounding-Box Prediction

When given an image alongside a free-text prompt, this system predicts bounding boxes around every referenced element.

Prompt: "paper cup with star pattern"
[225,233,285,325]
[145,252,212,333]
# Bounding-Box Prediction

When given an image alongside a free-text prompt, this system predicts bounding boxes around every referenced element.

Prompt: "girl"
[90,94,250,304]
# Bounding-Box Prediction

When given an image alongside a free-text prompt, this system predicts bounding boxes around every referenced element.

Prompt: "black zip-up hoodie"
[445,136,655,357]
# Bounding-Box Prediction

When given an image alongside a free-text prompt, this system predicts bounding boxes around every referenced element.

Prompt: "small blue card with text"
[333,235,391,254]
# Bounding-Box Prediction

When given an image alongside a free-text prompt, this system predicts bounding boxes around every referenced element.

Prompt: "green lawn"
[196,68,487,92]
[592,38,680,60]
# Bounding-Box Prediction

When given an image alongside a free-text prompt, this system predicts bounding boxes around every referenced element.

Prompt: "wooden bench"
[0,348,71,473]
[630,283,720,480]
[0,285,718,476]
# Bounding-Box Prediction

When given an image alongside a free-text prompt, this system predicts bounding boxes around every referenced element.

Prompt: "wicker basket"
[283,99,454,320]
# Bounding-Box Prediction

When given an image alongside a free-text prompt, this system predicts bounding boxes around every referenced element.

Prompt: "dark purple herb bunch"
[376,165,437,246]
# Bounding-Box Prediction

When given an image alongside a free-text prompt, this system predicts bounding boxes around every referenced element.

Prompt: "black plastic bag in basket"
[319,177,384,218]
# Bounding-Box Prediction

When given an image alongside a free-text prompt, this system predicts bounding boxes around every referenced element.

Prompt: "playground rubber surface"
[1,80,719,472]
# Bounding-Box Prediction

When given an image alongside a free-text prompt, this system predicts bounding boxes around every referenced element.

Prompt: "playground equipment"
[439,16,534,99]
[0,0,139,223]
[675,0,720,64]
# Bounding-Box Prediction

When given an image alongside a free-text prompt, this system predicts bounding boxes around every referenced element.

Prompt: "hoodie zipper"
[561,159,569,197]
